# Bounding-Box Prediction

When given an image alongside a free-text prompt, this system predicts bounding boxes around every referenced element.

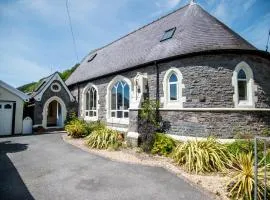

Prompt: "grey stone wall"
[34,80,77,125]
[69,53,270,136]
[159,110,270,138]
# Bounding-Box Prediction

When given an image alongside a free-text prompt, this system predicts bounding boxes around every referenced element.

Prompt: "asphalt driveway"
[0,133,210,200]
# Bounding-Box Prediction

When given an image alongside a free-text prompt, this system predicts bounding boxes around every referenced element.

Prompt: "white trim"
[232,61,256,108]
[0,80,29,101]
[107,126,128,132]
[50,82,61,92]
[162,67,185,108]
[106,75,132,125]
[81,83,99,121]
[166,134,235,144]
[127,132,139,138]
[130,107,270,111]
[34,73,75,102]
[42,96,67,128]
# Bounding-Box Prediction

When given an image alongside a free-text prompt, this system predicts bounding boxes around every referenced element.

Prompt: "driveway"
[0,133,210,200]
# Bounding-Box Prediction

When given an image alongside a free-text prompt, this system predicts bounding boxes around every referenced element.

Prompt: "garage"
[0,102,14,135]
[0,80,29,135]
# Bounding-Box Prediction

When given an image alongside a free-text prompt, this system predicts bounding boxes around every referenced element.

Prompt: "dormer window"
[160,27,176,42]
[87,53,97,62]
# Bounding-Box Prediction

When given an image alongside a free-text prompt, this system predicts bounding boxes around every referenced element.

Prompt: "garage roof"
[0,80,29,101]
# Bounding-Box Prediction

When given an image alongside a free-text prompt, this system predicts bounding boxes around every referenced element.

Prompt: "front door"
[47,100,62,127]
[0,102,13,135]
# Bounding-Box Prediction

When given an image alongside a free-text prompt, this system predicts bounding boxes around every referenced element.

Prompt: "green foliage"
[226,140,270,164]
[227,152,270,200]
[139,99,160,127]
[262,128,270,137]
[172,137,231,174]
[60,63,79,81]
[85,120,106,136]
[138,99,160,152]
[85,128,123,150]
[65,118,88,138]
[17,82,39,93]
[17,63,79,93]
[151,133,176,156]
[233,131,254,139]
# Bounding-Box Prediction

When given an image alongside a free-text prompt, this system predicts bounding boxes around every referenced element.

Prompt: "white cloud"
[0,54,51,87]
[242,12,270,50]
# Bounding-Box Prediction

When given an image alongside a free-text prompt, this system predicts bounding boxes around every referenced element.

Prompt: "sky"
[0,0,269,87]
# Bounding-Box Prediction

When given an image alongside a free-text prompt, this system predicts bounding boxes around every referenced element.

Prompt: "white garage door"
[0,102,13,135]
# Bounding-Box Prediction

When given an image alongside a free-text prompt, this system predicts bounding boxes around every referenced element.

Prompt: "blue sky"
[0,0,269,87]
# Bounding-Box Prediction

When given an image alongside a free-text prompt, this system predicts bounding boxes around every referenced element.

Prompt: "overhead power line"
[66,0,79,62]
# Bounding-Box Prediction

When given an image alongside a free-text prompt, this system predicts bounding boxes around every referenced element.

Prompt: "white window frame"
[232,61,256,108]
[106,75,132,125]
[81,83,99,121]
[162,67,185,108]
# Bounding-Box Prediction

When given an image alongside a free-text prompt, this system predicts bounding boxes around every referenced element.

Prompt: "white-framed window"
[85,87,97,118]
[232,61,256,108]
[162,67,185,108]
[106,75,132,124]
[51,82,61,92]
[82,83,99,121]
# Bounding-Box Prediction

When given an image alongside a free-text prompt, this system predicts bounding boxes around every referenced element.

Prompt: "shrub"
[151,133,176,156]
[85,120,106,136]
[85,128,123,150]
[227,152,270,200]
[226,140,270,164]
[65,118,87,138]
[138,99,160,152]
[172,137,231,174]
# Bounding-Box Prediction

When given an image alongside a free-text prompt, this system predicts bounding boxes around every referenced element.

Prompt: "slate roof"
[30,72,56,98]
[66,3,256,86]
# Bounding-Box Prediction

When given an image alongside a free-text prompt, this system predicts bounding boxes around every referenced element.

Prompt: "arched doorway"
[42,96,67,128]
[47,100,62,127]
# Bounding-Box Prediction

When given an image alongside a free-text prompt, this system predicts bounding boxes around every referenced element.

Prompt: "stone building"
[28,72,77,129]
[63,2,270,141]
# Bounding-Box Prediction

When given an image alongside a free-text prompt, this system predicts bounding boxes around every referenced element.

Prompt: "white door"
[0,102,13,135]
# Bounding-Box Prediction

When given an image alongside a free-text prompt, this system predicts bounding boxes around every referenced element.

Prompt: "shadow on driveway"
[0,141,34,200]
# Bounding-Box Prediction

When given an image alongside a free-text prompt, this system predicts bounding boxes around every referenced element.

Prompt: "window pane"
[238,81,247,100]
[89,111,93,116]
[117,82,123,109]
[86,91,90,110]
[169,73,178,82]
[90,89,93,109]
[111,112,115,117]
[111,87,116,109]
[93,111,96,116]
[92,88,97,109]
[117,111,123,118]
[124,84,129,110]
[124,112,129,118]
[85,111,89,116]
[170,83,177,100]
[238,69,246,79]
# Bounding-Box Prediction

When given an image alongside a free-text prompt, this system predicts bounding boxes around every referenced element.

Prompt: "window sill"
[236,101,255,108]
[84,116,98,121]
[164,102,183,109]
[107,118,129,125]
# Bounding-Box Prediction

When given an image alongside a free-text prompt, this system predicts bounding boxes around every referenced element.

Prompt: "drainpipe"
[77,84,80,117]
[155,61,160,125]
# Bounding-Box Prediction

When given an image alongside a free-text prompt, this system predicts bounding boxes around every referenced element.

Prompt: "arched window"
[111,80,130,118]
[237,69,247,101]
[82,83,99,120]
[85,87,97,117]
[232,61,255,108]
[169,73,178,101]
[163,68,185,108]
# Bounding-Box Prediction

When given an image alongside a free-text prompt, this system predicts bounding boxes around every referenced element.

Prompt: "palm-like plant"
[172,137,231,174]
[227,152,270,200]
